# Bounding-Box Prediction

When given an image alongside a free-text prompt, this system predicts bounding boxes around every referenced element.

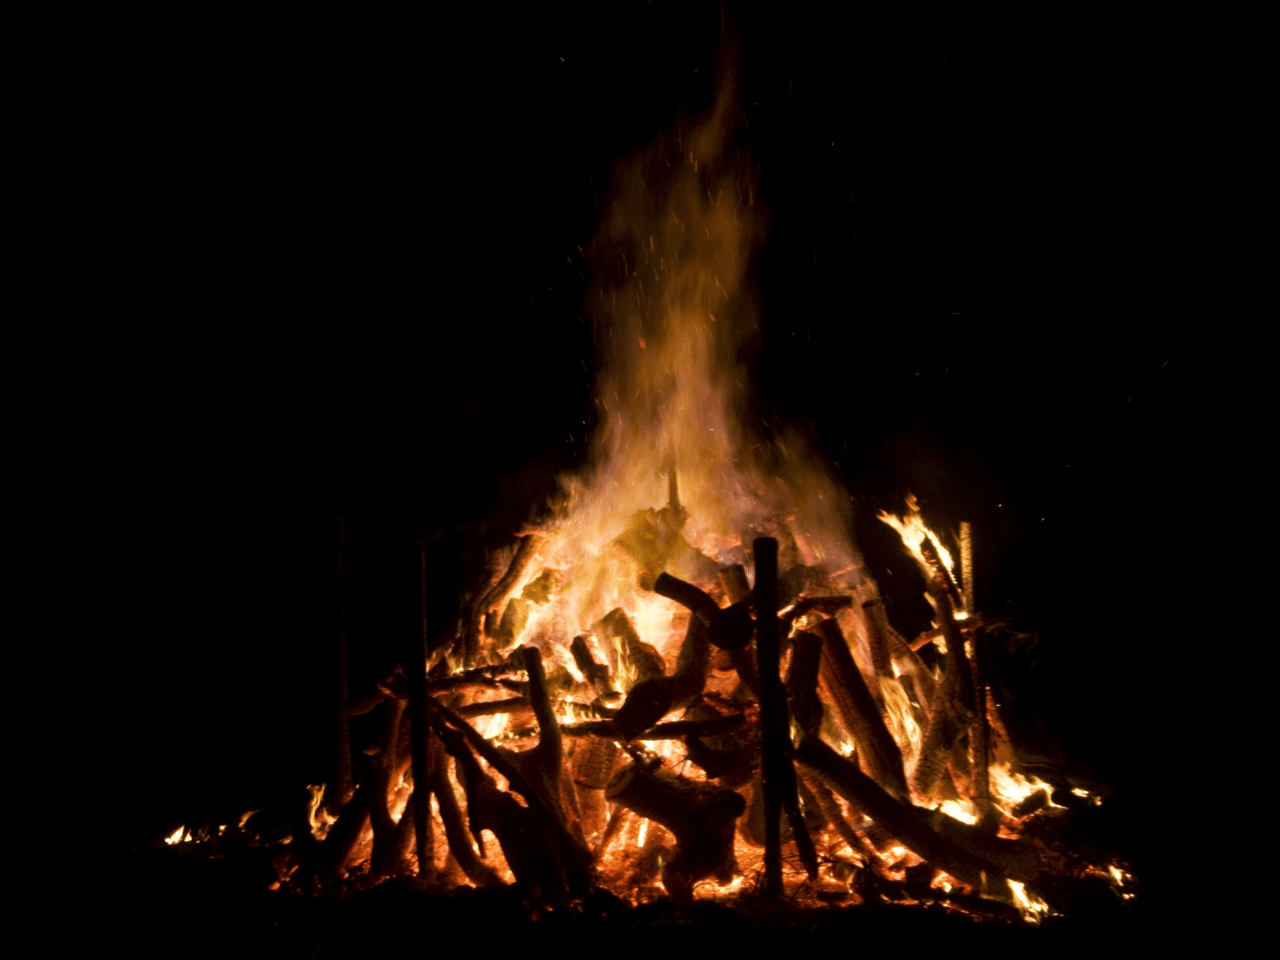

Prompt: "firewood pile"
[161,489,1135,927]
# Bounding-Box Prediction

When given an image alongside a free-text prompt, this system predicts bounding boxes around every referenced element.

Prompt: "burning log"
[785,630,824,739]
[968,631,995,827]
[605,762,745,901]
[816,619,909,799]
[653,572,753,651]
[909,584,976,802]
[794,737,991,889]
[465,534,541,667]
[716,564,761,695]
[596,608,665,686]
[858,598,897,682]
[570,634,615,698]
[925,808,1040,884]
[442,722,588,902]
[613,611,711,739]
[783,595,853,629]
[426,732,501,888]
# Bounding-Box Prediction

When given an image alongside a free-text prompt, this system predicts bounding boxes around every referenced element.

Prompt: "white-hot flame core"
[164,825,186,846]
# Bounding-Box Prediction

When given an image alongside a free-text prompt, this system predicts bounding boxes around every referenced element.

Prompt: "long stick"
[408,540,435,879]
[335,518,353,806]
[753,537,786,896]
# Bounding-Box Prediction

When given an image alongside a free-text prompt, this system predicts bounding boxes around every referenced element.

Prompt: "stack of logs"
[291,522,1073,917]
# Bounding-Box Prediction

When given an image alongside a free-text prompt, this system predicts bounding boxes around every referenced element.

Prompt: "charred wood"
[613,612,710,739]
[605,762,745,901]
[654,572,753,651]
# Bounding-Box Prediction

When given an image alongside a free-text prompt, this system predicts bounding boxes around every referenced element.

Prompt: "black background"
[21,3,1247,952]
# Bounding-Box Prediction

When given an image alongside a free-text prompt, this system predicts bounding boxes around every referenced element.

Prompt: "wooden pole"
[335,518,353,807]
[753,537,785,896]
[408,540,435,879]
[959,521,975,614]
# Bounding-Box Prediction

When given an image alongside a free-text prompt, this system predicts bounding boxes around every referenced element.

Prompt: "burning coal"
[160,69,1134,927]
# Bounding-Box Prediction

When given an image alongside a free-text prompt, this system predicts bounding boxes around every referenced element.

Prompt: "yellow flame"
[880,676,922,768]
[307,784,338,840]
[989,763,1060,813]
[1008,880,1051,923]
[877,496,966,615]
[164,825,185,845]
[938,800,979,825]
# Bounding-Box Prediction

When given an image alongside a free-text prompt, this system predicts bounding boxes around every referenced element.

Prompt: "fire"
[156,61,1131,930]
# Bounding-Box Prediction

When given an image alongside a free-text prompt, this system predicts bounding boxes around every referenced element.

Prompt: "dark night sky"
[22,3,1246,943]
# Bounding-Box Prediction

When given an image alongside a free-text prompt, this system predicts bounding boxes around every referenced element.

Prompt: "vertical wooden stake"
[335,518,353,806]
[959,521,975,615]
[409,539,436,880]
[753,537,784,897]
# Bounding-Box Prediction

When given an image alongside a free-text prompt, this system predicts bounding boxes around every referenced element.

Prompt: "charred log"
[605,762,745,901]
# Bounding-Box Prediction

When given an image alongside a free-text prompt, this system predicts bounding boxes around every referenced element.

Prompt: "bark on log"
[785,631,825,739]
[801,775,885,869]
[794,738,991,888]
[816,619,909,800]
[859,598,896,681]
[605,762,745,901]
[427,735,501,887]
[909,585,975,801]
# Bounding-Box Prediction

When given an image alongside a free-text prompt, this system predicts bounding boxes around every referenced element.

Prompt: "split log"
[654,572,753,651]
[785,631,825,739]
[909,585,975,801]
[605,762,745,901]
[571,736,620,843]
[959,521,975,614]
[858,598,897,682]
[613,613,710,739]
[794,737,991,889]
[465,534,541,667]
[816,619,909,799]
